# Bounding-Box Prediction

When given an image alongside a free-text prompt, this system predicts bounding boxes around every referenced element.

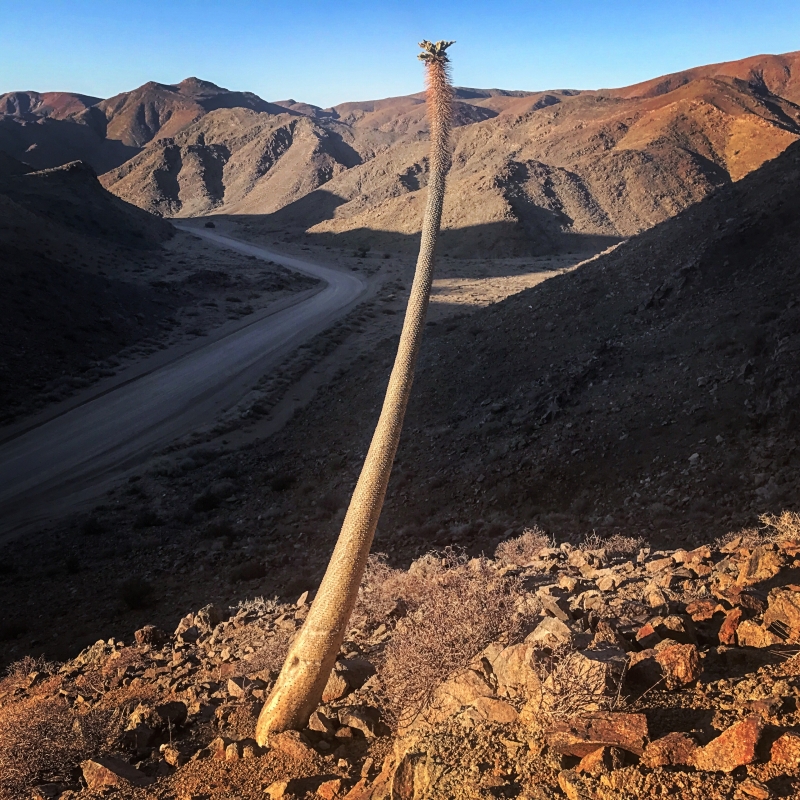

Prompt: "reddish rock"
[134,624,167,647]
[736,620,782,648]
[269,730,315,761]
[546,712,648,757]
[685,545,712,563]
[656,643,701,688]
[557,769,586,800]
[469,696,519,724]
[692,714,763,772]
[626,649,662,687]
[718,608,743,646]
[737,546,783,587]
[770,731,800,768]
[577,745,625,775]
[635,623,661,649]
[641,732,699,767]
[763,587,800,641]
[81,756,152,789]
[685,599,721,622]
[652,615,697,645]
[317,778,344,799]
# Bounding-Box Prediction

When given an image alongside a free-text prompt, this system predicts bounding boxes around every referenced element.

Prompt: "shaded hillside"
[0,162,175,423]
[0,78,287,173]
[103,52,800,257]
[206,138,800,576]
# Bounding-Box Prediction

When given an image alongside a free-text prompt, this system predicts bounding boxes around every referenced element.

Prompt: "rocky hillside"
[100,51,800,257]
[2,519,800,799]
[0,79,291,174]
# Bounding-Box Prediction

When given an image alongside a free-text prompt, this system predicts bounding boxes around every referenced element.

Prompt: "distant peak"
[177,77,224,92]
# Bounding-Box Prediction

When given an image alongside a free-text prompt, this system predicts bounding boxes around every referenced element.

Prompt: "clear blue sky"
[1,0,798,107]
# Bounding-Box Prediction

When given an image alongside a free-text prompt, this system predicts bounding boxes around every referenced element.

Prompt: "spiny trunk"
[256,45,454,743]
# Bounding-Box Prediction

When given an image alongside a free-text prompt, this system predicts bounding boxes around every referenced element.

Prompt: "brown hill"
[102,52,800,257]
[0,90,100,119]
[100,108,395,217]
[0,78,287,173]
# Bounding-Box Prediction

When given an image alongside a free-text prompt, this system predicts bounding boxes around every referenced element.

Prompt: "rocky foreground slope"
[2,518,800,799]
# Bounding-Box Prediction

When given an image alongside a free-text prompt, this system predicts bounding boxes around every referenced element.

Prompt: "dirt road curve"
[0,227,366,538]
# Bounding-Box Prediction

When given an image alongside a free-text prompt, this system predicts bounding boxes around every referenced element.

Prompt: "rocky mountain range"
[2,51,800,255]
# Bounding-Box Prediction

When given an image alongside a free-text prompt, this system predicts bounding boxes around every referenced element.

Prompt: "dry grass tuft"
[716,511,800,550]
[379,553,525,725]
[494,526,553,566]
[0,695,121,796]
[603,534,646,557]
[760,510,800,542]
[4,655,60,680]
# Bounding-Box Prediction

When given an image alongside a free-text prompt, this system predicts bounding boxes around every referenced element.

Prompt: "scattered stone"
[736,620,782,648]
[576,745,625,776]
[338,705,382,738]
[317,778,344,799]
[763,587,800,641]
[718,607,742,645]
[546,712,648,757]
[737,546,783,587]
[269,730,315,760]
[81,756,152,789]
[770,731,800,768]
[265,780,289,799]
[655,643,701,688]
[691,714,763,772]
[641,732,699,767]
[557,769,588,800]
[740,778,773,799]
[134,624,168,647]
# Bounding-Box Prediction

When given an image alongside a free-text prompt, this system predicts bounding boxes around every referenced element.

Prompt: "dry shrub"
[604,534,646,557]
[4,655,59,680]
[494,526,553,566]
[0,695,120,795]
[351,551,454,631]
[380,554,525,724]
[715,511,800,550]
[579,531,604,551]
[760,510,800,542]
[529,644,624,725]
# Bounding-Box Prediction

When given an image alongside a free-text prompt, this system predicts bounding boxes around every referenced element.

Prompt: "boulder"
[641,732,699,767]
[737,546,783,587]
[718,608,743,646]
[488,643,541,700]
[655,643,701,689]
[763,587,800,641]
[430,668,495,721]
[625,649,662,687]
[736,620,782,648]
[546,712,648,757]
[338,705,383,738]
[134,624,168,647]
[81,756,152,789]
[691,715,763,772]
[526,617,575,649]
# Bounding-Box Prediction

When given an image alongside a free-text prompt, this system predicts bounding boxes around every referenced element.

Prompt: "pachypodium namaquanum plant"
[255,39,455,743]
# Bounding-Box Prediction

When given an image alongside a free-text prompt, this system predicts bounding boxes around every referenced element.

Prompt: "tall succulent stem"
[256,40,455,742]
